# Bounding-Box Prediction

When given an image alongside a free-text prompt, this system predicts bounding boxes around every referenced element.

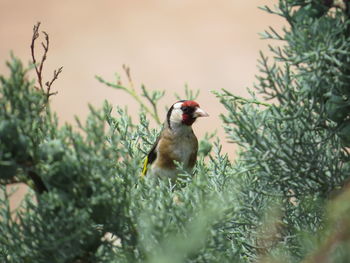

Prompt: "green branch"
[212,89,272,107]
[95,75,162,124]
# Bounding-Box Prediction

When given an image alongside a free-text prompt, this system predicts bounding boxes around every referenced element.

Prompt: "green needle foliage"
[1,1,350,262]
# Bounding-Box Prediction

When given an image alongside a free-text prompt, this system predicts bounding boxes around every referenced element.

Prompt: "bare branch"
[30,22,63,104]
[122,64,134,89]
[45,66,63,101]
[28,170,48,194]
[30,22,43,91]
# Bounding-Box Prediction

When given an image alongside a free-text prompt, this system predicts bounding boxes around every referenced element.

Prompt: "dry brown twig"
[122,64,134,89]
[30,22,63,103]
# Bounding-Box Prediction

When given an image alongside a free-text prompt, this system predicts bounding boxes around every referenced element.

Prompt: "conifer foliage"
[1,1,350,262]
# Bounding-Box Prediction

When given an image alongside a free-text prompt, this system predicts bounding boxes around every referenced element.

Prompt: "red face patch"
[182,114,196,126]
[181,100,199,126]
[182,100,199,108]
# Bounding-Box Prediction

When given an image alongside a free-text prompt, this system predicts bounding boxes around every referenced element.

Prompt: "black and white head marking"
[167,100,186,130]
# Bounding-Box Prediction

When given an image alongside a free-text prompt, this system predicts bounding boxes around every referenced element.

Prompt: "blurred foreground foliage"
[1,1,350,262]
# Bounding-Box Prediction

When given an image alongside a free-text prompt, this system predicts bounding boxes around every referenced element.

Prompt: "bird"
[142,100,209,180]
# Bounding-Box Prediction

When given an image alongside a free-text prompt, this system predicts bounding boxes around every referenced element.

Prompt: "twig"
[122,65,163,123]
[0,177,22,186]
[28,170,48,194]
[212,89,272,107]
[30,22,62,103]
[96,66,162,124]
[123,64,133,89]
[140,84,161,124]
[30,22,44,91]
[45,66,63,98]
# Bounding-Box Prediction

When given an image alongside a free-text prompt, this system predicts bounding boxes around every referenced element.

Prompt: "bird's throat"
[182,115,196,126]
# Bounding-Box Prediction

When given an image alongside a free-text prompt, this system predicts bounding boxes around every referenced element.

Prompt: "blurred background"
[1,0,283,207]
[1,0,283,154]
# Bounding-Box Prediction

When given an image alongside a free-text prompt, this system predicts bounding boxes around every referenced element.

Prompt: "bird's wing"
[141,136,160,176]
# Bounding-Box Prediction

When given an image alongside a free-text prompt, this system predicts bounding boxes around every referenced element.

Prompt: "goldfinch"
[142,100,209,180]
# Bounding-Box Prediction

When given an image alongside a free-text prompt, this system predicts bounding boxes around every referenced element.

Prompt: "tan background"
[1,0,283,206]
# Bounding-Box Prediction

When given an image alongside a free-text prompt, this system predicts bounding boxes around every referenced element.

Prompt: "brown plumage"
[142,100,208,180]
[156,127,198,170]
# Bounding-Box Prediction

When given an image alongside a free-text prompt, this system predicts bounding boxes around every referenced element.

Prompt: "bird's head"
[167,100,209,129]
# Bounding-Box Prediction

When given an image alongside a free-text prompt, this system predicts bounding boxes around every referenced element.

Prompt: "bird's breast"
[171,137,194,166]
[155,131,198,171]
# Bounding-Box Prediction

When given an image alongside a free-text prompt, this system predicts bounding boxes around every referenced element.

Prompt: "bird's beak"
[193,107,209,118]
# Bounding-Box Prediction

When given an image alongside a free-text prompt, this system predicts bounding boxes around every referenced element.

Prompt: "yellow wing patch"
[141,156,149,176]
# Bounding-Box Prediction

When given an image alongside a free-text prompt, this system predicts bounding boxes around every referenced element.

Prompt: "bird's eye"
[181,106,190,113]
